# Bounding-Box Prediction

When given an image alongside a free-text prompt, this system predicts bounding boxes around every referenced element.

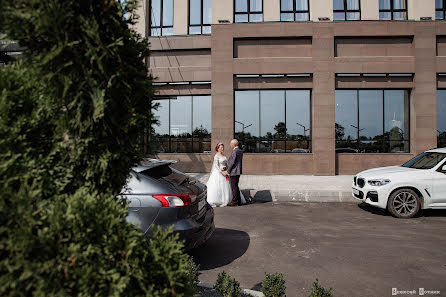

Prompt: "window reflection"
[379,0,407,20]
[281,0,309,21]
[151,0,174,36]
[235,0,263,23]
[152,96,212,153]
[359,90,383,152]
[189,0,212,35]
[235,90,311,153]
[335,89,410,153]
[333,0,360,21]
[437,90,446,148]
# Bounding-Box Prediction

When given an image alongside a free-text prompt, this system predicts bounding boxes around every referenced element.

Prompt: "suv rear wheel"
[387,188,421,218]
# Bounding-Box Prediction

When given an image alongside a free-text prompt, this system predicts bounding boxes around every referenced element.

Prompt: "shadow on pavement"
[357,202,390,216]
[242,189,273,204]
[188,228,250,271]
[358,202,446,218]
[420,209,446,217]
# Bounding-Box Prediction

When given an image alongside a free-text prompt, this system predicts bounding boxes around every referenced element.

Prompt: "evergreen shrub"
[0,0,195,296]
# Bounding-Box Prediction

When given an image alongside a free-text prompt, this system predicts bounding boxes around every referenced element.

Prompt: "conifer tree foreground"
[0,0,195,296]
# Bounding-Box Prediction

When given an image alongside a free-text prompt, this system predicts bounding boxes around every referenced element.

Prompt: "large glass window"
[379,0,407,20]
[437,90,446,148]
[335,89,410,153]
[152,96,212,153]
[151,0,174,36]
[436,0,446,20]
[234,0,263,23]
[235,90,311,153]
[281,0,310,21]
[333,0,360,21]
[189,0,212,35]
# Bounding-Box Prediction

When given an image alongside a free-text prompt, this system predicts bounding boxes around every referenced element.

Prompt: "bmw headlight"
[368,179,391,186]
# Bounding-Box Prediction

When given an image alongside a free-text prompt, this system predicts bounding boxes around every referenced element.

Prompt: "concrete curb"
[187,173,357,203]
[198,282,265,297]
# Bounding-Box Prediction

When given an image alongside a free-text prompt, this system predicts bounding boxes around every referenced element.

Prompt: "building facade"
[135,0,446,175]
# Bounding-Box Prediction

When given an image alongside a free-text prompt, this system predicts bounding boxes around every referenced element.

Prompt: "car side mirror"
[442,165,446,172]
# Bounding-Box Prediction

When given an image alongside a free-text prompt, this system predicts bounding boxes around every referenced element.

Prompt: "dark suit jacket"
[227,147,243,176]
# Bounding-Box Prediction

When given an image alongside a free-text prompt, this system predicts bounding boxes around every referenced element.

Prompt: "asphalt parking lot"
[189,202,446,297]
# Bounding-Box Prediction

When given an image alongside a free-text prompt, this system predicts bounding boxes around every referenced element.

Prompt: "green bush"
[184,256,200,290]
[0,0,194,296]
[214,271,242,297]
[308,279,333,297]
[261,272,286,297]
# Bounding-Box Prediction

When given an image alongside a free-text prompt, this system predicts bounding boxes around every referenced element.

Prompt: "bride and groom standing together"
[206,139,247,207]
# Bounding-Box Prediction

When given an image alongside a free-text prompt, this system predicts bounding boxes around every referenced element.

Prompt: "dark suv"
[121,159,214,250]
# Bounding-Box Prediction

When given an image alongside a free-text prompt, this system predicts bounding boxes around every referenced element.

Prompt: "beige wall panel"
[155,85,212,96]
[336,154,414,175]
[150,50,211,67]
[157,153,213,172]
[335,37,414,57]
[264,0,280,22]
[408,0,435,21]
[335,57,416,73]
[173,0,188,35]
[361,0,379,20]
[234,38,312,58]
[212,0,233,23]
[148,36,211,51]
[150,67,211,82]
[133,0,148,37]
[234,77,313,89]
[243,154,313,175]
[233,58,313,74]
[311,0,333,21]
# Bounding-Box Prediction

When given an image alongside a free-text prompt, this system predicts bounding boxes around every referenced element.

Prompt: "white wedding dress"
[206,153,246,207]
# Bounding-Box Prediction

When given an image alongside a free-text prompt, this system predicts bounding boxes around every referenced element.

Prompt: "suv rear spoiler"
[132,158,177,173]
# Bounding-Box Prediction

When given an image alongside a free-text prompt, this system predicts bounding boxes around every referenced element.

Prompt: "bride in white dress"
[206,143,245,207]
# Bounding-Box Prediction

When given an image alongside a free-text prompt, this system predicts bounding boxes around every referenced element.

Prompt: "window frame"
[335,88,411,154]
[233,88,312,154]
[436,0,446,20]
[333,0,361,21]
[379,0,408,20]
[150,0,174,37]
[188,0,212,35]
[234,0,264,23]
[152,95,212,153]
[280,0,310,22]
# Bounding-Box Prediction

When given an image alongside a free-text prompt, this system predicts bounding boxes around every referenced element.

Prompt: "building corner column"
[312,24,336,175]
[413,23,437,154]
[211,25,234,153]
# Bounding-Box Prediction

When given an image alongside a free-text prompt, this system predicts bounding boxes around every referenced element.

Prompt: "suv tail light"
[152,193,197,208]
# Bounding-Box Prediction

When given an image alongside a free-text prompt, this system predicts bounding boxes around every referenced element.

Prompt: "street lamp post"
[235,120,252,134]
[296,122,309,138]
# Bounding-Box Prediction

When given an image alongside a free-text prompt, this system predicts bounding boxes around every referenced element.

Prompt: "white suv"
[352,148,446,218]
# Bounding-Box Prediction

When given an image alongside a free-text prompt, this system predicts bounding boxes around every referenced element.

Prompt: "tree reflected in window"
[335,89,410,153]
[235,90,311,153]
[152,96,211,153]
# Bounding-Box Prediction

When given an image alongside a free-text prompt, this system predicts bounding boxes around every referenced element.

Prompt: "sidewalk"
[187,173,356,203]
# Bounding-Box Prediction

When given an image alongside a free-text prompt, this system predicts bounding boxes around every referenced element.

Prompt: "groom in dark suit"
[226,139,243,206]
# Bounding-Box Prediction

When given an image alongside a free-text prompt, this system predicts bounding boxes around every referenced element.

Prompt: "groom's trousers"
[230,175,241,205]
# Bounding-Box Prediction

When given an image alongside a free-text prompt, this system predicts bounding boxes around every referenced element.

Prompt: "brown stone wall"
[148,21,443,175]
[336,154,414,175]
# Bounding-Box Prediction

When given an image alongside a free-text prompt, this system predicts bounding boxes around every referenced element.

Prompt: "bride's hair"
[215,143,224,152]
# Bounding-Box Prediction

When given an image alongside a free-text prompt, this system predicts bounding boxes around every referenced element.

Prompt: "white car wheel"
[387,188,421,219]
